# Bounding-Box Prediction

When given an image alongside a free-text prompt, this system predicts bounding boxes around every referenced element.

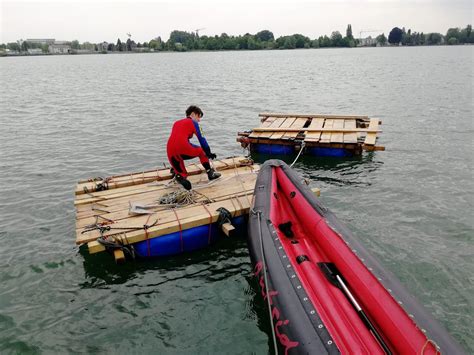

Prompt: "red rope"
[202,204,214,245]
[172,209,184,252]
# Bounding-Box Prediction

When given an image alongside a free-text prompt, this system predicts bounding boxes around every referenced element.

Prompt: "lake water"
[0,46,472,353]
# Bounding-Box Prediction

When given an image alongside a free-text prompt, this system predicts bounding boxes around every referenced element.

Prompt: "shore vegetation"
[1,24,472,56]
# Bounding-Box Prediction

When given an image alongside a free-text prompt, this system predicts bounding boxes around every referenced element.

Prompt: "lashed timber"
[282,117,308,140]
[248,116,275,138]
[330,119,345,143]
[270,117,297,139]
[75,165,256,207]
[238,113,384,152]
[76,169,257,230]
[319,119,334,144]
[343,119,358,143]
[75,166,257,219]
[85,193,254,254]
[259,113,370,121]
[74,157,264,257]
[304,118,325,142]
[75,156,252,195]
[258,116,287,139]
[364,118,379,146]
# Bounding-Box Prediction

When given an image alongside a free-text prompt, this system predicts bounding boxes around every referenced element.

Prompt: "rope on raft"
[290,141,306,168]
[158,189,214,207]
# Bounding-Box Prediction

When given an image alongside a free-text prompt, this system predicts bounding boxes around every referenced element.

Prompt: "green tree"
[116,38,123,51]
[7,42,20,51]
[255,30,274,42]
[330,31,343,46]
[425,33,442,45]
[346,24,353,39]
[318,35,331,47]
[21,40,29,52]
[71,40,80,49]
[445,27,460,44]
[388,27,403,44]
[459,25,473,43]
[447,37,459,45]
[376,33,387,46]
[149,37,163,50]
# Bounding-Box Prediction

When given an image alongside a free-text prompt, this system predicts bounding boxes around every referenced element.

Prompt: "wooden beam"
[86,194,253,254]
[75,178,256,230]
[311,187,321,197]
[75,156,252,195]
[252,127,382,133]
[113,249,126,264]
[221,223,235,236]
[259,113,370,120]
[364,118,379,145]
[304,118,324,142]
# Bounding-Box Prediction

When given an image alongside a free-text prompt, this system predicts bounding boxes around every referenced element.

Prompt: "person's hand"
[207,152,217,160]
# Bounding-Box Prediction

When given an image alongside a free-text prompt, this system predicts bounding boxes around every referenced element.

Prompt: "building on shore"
[358,36,377,47]
[97,42,108,52]
[48,42,71,54]
[26,38,56,45]
[27,48,43,55]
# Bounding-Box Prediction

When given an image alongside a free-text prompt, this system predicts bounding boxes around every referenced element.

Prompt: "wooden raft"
[237,113,385,153]
[75,157,260,260]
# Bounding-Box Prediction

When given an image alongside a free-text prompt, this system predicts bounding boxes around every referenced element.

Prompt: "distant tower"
[194,28,205,37]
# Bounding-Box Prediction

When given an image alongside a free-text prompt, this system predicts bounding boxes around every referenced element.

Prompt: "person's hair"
[186,105,203,117]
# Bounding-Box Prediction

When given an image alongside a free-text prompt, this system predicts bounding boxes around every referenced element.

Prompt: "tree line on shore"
[1,24,472,54]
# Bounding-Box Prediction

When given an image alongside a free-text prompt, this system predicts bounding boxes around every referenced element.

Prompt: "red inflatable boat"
[247,160,464,354]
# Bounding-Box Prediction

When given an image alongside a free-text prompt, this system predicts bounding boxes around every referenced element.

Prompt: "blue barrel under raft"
[251,143,355,158]
[134,216,247,257]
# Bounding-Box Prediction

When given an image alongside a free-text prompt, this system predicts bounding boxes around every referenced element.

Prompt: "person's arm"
[192,120,214,157]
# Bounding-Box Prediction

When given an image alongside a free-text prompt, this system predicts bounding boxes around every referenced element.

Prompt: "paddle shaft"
[336,275,392,355]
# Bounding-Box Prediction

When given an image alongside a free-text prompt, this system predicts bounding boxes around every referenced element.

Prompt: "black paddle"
[318,262,392,355]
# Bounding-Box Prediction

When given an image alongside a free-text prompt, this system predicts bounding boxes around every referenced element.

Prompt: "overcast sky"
[1,0,472,43]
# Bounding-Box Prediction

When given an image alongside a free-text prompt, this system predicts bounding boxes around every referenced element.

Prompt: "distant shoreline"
[2,43,472,58]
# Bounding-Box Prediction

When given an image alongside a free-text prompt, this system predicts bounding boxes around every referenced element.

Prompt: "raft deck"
[237,113,385,155]
[75,157,261,261]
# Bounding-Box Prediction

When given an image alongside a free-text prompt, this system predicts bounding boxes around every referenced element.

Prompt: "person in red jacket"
[167,105,221,190]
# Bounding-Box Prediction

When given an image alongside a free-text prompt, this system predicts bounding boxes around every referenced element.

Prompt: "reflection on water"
[251,150,383,187]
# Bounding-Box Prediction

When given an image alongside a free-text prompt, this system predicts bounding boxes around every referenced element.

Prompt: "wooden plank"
[343,119,358,143]
[330,119,344,143]
[75,156,252,196]
[258,117,287,139]
[282,117,307,139]
[75,166,258,217]
[85,194,254,253]
[252,127,381,133]
[221,223,235,236]
[269,117,297,139]
[319,119,334,143]
[259,112,369,120]
[75,171,257,230]
[304,118,324,142]
[113,249,126,263]
[75,165,258,210]
[248,116,275,138]
[364,118,379,145]
[75,164,256,204]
